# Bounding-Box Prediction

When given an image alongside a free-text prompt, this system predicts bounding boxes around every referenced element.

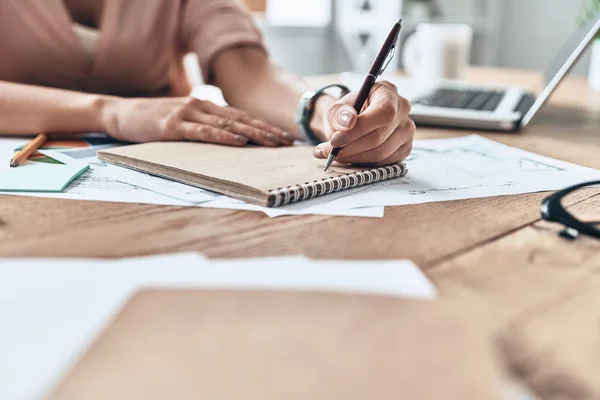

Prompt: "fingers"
[333,124,395,159]
[325,82,408,148]
[326,92,358,133]
[338,134,413,167]
[316,80,414,166]
[237,113,296,145]
[375,140,413,167]
[315,119,415,166]
[183,110,281,147]
[177,122,248,147]
[360,82,402,123]
[193,99,295,145]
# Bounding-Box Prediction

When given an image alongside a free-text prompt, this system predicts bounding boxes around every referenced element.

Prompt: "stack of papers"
[0,254,434,399]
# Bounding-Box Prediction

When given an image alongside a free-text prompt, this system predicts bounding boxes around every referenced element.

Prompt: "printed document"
[321,135,600,209]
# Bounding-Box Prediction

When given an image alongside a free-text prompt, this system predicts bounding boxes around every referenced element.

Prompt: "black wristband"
[296,84,350,145]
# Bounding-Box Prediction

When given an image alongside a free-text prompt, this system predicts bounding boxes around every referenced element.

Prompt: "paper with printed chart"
[0,254,434,400]
[317,135,600,210]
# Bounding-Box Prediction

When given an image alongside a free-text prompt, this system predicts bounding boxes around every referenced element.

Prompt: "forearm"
[212,47,335,141]
[0,81,113,136]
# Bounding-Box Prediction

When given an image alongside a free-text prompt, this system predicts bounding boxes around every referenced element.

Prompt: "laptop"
[344,15,600,132]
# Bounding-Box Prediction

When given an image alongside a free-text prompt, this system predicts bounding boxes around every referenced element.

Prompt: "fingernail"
[282,132,296,142]
[234,136,248,145]
[266,134,281,145]
[314,147,324,158]
[337,110,353,128]
[330,132,349,147]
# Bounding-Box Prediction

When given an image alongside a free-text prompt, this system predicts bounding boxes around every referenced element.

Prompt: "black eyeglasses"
[541,180,600,240]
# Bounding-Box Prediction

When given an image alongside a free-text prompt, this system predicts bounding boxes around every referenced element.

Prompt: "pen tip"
[324,154,335,172]
[9,159,19,168]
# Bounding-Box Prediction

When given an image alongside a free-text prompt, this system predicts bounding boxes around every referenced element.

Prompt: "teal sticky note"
[0,163,89,192]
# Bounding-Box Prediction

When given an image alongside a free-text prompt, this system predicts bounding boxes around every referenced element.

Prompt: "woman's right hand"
[102,97,295,146]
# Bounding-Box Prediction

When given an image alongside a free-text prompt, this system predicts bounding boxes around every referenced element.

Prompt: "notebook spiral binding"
[268,163,408,207]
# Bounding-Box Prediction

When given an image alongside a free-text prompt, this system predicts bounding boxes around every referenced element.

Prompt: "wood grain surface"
[3,67,600,399]
[49,292,504,400]
[430,193,600,399]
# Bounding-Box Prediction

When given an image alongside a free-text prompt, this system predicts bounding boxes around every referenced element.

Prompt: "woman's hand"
[103,97,295,146]
[313,81,415,166]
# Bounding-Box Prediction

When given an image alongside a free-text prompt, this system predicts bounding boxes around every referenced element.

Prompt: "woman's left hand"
[313,81,415,166]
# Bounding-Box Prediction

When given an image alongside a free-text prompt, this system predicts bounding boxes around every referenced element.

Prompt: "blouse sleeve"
[180,0,267,83]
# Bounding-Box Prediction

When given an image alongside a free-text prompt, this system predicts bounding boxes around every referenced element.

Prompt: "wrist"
[96,95,123,137]
[309,94,337,142]
[297,84,350,144]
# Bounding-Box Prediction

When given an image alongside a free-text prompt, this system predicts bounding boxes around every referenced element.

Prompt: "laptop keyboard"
[413,89,506,111]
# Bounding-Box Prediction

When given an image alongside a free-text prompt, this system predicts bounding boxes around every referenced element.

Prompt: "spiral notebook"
[97,143,407,207]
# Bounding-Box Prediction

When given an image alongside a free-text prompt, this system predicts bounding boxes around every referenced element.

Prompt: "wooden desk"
[2,67,600,397]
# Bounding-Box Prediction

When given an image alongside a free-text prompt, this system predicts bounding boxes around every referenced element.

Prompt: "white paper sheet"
[320,135,600,210]
[78,160,220,204]
[170,184,384,218]
[0,254,434,400]
[0,138,29,159]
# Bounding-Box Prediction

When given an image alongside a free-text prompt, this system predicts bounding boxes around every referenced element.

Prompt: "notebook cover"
[48,290,505,400]
[98,143,407,207]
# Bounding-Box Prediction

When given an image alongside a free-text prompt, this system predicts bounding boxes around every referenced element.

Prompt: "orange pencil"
[10,133,48,168]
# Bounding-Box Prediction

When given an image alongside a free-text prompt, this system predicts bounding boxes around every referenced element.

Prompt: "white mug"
[402,23,473,82]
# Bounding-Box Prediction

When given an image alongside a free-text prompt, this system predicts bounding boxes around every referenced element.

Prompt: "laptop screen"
[521,13,600,127]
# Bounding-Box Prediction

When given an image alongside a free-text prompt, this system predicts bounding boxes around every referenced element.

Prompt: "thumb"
[326,94,358,132]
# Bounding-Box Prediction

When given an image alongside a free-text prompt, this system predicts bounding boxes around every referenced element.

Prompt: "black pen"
[324,19,402,171]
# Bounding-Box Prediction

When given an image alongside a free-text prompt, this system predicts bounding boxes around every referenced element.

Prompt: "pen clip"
[378,45,396,76]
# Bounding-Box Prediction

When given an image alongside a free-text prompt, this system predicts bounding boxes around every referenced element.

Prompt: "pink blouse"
[0,0,265,96]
